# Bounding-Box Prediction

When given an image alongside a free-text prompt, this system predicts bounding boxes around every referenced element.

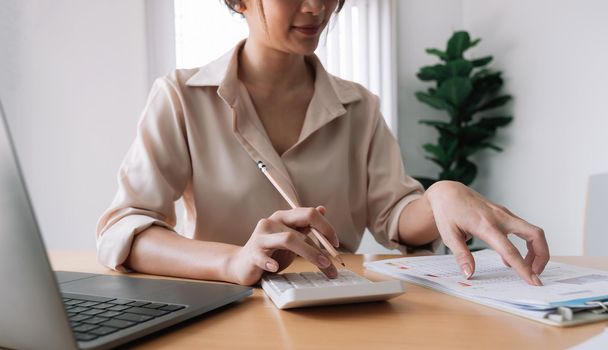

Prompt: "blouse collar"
[185,39,362,110]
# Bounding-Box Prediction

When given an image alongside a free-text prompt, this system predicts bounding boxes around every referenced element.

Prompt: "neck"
[239,39,313,91]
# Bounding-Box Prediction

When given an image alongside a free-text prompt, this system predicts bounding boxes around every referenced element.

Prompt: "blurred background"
[0,0,606,255]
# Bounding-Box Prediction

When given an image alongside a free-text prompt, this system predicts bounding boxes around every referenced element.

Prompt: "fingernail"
[461,264,472,279]
[318,255,330,268]
[531,274,543,286]
[265,262,278,272]
[327,265,338,279]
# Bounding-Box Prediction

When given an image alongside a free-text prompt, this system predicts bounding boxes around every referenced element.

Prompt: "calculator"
[261,269,405,309]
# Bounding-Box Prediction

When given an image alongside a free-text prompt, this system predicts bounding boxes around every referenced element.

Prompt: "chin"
[290,41,321,56]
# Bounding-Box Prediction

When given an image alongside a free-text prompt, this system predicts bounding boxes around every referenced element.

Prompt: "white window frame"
[144,0,176,88]
[316,0,397,133]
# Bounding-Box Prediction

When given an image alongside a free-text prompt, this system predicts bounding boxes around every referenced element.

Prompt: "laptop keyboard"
[62,293,186,342]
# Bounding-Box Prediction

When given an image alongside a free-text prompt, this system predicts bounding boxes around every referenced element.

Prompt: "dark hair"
[223,0,346,15]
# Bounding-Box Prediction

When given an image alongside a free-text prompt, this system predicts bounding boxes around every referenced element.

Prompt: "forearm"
[125,225,240,283]
[397,191,440,247]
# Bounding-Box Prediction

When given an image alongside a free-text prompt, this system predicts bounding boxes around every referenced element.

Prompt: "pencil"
[257,161,345,267]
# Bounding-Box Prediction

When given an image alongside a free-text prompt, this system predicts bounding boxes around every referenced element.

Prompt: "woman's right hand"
[226,207,340,285]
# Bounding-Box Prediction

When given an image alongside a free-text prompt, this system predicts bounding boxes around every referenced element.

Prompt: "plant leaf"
[419,119,450,127]
[446,31,471,59]
[461,145,486,157]
[419,119,459,136]
[445,59,473,77]
[469,38,481,49]
[445,137,459,159]
[475,116,513,130]
[426,48,448,61]
[476,95,512,112]
[481,142,503,152]
[461,126,494,144]
[422,143,446,161]
[438,134,453,152]
[472,68,493,79]
[436,77,472,107]
[461,142,503,157]
[415,92,457,116]
[462,72,504,115]
[471,56,493,67]
[417,64,447,81]
[441,160,477,185]
[422,143,454,168]
[456,160,478,185]
[473,71,503,94]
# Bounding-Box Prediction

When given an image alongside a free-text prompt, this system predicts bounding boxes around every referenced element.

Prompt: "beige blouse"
[96,41,425,271]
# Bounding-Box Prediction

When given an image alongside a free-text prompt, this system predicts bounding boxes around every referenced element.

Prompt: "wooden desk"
[48,252,608,350]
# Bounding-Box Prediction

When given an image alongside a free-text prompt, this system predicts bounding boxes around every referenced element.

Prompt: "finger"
[485,230,542,286]
[304,235,338,279]
[275,222,322,251]
[270,249,296,273]
[496,205,523,220]
[252,250,279,273]
[501,257,511,268]
[507,218,550,275]
[301,227,321,248]
[320,262,338,279]
[260,231,335,271]
[316,206,326,216]
[270,208,339,247]
[524,241,535,267]
[441,227,476,279]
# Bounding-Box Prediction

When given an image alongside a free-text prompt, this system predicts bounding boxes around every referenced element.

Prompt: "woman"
[97,0,549,286]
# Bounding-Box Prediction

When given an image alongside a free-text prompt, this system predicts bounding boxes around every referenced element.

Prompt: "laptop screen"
[0,100,78,350]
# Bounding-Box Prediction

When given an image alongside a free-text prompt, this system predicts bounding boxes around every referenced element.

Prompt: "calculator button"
[267,275,293,292]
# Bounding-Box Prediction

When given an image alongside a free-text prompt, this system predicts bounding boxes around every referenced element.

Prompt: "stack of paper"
[364,250,608,326]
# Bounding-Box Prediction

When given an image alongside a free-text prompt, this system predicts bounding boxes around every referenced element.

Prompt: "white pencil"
[257,161,345,267]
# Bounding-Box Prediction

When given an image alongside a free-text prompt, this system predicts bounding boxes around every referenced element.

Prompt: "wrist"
[398,194,441,246]
[222,245,244,284]
[189,240,242,283]
[425,180,462,205]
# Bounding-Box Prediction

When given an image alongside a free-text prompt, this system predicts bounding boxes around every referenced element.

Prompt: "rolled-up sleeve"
[365,105,436,253]
[96,77,192,271]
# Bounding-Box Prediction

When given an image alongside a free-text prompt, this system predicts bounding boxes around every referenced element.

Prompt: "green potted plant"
[415,31,513,189]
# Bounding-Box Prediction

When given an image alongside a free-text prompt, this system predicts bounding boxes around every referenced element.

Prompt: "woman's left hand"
[425,181,549,286]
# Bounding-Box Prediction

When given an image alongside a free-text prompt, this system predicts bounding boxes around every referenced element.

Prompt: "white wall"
[397,0,464,181]
[0,0,149,250]
[397,0,608,255]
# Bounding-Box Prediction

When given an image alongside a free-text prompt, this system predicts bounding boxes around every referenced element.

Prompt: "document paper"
[364,250,608,314]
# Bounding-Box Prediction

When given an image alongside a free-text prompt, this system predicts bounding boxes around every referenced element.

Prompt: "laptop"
[0,99,252,350]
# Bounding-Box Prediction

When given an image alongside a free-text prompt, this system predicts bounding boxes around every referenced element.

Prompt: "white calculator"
[261,269,405,309]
